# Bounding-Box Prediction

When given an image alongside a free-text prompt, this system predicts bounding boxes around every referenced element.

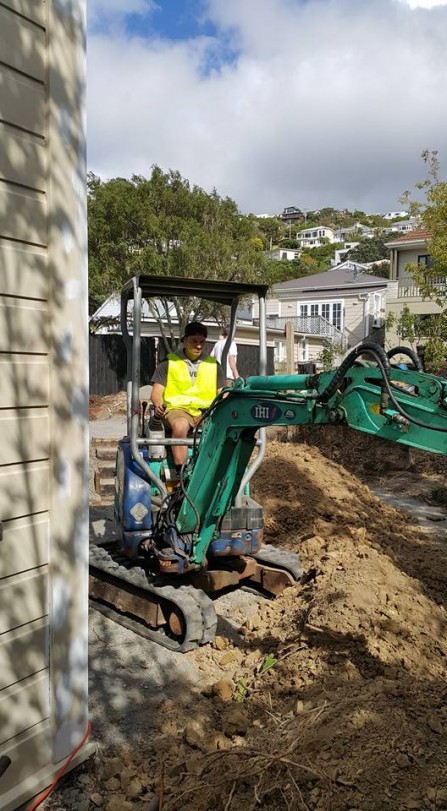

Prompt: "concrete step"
[93,472,115,500]
[92,437,118,446]
[98,461,116,479]
[95,446,116,461]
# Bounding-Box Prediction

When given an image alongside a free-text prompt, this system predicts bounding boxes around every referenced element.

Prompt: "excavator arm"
[173,343,447,566]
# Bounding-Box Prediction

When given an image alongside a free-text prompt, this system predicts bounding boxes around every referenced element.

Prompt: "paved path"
[371,486,447,533]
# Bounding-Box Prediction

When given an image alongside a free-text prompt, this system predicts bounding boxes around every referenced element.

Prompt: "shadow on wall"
[0,0,90,800]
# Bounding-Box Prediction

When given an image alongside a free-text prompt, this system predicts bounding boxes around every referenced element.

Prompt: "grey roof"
[273,267,387,293]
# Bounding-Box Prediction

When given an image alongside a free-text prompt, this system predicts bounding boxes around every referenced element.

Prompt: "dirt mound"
[294,423,447,479]
[51,441,447,811]
[149,442,447,810]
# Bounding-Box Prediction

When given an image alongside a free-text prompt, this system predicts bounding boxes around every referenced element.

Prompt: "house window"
[300,305,308,317]
[310,304,319,317]
[322,304,330,321]
[300,340,308,361]
[418,254,432,267]
[332,302,342,330]
[373,293,381,317]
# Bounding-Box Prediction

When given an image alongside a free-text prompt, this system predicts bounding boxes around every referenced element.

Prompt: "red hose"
[27,721,92,811]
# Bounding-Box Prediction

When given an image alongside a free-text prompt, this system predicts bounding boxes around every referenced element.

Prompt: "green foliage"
[348,236,390,265]
[260,653,277,673]
[253,216,286,248]
[402,150,447,305]
[88,167,274,342]
[317,342,345,370]
[386,305,447,372]
[278,238,299,249]
[392,150,447,371]
[235,677,247,702]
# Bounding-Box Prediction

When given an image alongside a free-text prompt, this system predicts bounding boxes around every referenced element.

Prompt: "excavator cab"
[114,274,272,572]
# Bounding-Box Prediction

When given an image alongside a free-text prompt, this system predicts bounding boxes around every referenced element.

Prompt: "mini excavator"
[89,275,447,651]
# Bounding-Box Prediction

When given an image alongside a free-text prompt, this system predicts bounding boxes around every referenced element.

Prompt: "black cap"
[182,321,207,340]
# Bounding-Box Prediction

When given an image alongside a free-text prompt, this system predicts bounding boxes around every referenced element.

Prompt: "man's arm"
[151,382,166,417]
[228,353,239,380]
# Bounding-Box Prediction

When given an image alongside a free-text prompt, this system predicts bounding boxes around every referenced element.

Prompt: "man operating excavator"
[150,321,226,473]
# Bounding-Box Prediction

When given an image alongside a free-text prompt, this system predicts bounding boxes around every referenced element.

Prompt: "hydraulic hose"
[387,345,424,372]
[318,343,391,403]
[318,343,447,433]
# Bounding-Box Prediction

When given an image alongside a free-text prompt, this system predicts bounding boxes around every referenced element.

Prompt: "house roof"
[385,228,432,247]
[273,266,387,294]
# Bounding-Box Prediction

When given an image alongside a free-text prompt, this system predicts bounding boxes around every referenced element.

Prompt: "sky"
[87,0,447,215]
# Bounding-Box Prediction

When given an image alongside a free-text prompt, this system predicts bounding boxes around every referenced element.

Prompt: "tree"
[253,216,285,249]
[348,236,390,265]
[402,150,447,305]
[393,150,447,370]
[88,167,273,346]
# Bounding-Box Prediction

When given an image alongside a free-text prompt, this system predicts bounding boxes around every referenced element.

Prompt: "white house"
[384,217,419,235]
[265,247,301,262]
[383,210,409,220]
[334,223,374,241]
[297,226,337,248]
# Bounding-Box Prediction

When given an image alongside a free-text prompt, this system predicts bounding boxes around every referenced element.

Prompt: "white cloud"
[399,0,447,7]
[87,0,447,214]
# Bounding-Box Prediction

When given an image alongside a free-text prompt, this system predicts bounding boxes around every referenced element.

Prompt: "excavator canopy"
[120,274,269,307]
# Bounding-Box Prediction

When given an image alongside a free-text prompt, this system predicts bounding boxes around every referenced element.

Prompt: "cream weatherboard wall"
[0,2,91,809]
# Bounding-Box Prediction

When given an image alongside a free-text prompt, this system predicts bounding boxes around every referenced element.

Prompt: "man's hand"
[151,382,166,418]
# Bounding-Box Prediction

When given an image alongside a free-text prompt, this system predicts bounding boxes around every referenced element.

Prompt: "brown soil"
[142,441,447,811]
[55,410,447,811]
[80,440,447,811]
[89,392,127,421]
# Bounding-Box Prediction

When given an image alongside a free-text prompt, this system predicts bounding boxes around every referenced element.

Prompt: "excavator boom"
[176,350,447,566]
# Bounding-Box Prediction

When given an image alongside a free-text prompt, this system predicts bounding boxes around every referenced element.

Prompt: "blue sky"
[126,0,213,41]
[87,0,447,214]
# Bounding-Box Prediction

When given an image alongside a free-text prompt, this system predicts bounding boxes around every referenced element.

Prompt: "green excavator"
[89,275,447,651]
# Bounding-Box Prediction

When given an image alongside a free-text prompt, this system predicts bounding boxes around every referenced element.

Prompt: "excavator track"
[89,543,218,652]
[253,544,303,581]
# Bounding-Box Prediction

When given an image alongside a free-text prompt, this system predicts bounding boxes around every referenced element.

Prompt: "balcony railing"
[266,315,347,346]
[398,275,447,299]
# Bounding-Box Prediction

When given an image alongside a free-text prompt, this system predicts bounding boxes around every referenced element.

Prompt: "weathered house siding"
[0,2,91,809]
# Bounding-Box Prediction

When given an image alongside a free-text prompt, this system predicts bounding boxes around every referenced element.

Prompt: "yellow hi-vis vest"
[163,354,218,417]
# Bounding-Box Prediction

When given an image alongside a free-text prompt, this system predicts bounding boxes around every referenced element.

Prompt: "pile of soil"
[144,442,447,811]
[48,441,447,811]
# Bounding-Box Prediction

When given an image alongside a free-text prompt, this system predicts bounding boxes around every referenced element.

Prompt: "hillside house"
[385,229,442,347]
[297,226,337,248]
[253,264,389,369]
[265,247,301,261]
[384,217,419,235]
[279,206,305,225]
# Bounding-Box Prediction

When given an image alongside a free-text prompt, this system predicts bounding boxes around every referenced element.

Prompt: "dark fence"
[236,344,275,377]
[89,335,273,395]
[89,334,156,395]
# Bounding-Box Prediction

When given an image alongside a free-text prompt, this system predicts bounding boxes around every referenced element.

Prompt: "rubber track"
[253,544,303,581]
[89,543,217,652]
